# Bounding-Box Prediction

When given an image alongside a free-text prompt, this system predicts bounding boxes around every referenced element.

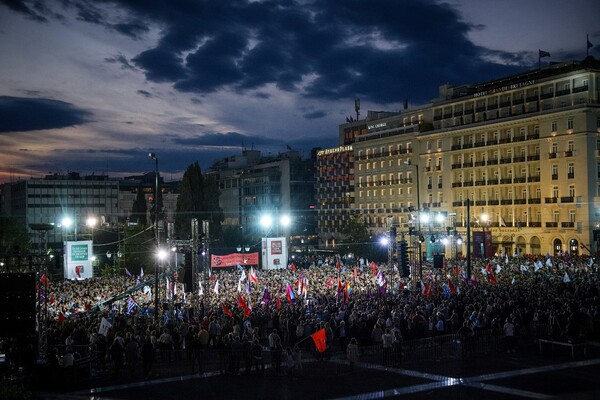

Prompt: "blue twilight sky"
[0,0,598,183]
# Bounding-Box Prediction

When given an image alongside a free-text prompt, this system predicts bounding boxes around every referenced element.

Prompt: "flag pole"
[538,50,541,70]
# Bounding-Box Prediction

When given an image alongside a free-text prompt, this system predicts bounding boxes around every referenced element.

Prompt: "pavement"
[30,343,600,400]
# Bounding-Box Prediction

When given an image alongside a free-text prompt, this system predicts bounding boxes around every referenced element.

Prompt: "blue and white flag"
[127,296,138,314]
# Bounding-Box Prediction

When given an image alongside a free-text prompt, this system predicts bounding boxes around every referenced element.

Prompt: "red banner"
[211,252,259,268]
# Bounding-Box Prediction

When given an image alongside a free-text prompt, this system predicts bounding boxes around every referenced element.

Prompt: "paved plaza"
[33,344,600,400]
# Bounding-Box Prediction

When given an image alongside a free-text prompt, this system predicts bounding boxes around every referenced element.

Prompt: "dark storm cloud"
[172,132,273,147]
[39,0,525,104]
[303,110,326,120]
[0,96,93,132]
[0,0,47,22]
[4,0,529,104]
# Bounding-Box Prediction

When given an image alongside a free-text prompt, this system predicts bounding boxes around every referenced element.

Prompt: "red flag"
[40,273,49,286]
[448,279,456,294]
[276,295,281,310]
[311,328,327,353]
[423,282,432,297]
[336,260,341,270]
[354,267,358,280]
[210,274,215,282]
[337,278,343,293]
[238,295,252,317]
[489,272,497,285]
[290,262,297,271]
[371,261,378,276]
[324,277,333,288]
[222,304,233,318]
[57,312,65,324]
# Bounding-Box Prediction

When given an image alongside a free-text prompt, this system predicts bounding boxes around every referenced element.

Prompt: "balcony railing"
[528,222,542,227]
[513,177,526,183]
[561,222,575,228]
[528,175,540,182]
[488,200,499,205]
[528,198,541,204]
[546,222,558,228]
[545,197,558,204]
[500,199,513,205]
[514,199,526,204]
[560,196,574,203]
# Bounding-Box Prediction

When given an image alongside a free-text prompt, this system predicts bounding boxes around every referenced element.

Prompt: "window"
[553,211,559,223]
[551,121,557,132]
[551,164,558,178]
[551,143,558,154]
[597,117,600,129]
[552,186,559,198]
[427,141,432,151]
[567,118,573,130]
[569,185,575,197]
[567,163,574,178]
[569,210,576,223]
[534,125,539,135]
[567,141,574,152]
[437,139,442,150]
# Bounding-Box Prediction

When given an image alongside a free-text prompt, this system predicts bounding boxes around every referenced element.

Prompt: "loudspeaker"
[0,273,36,336]
[433,254,444,269]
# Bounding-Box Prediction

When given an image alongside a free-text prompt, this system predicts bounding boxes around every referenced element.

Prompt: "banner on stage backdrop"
[64,240,93,280]
[211,252,259,268]
[262,237,288,270]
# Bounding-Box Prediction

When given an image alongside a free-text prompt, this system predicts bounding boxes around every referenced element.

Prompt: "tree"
[175,162,224,242]
[0,215,31,258]
[340,215,372,259]
[118,225,155,276]
[131,182,147,225]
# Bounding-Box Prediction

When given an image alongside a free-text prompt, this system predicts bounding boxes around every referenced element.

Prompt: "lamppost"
[480,213,489,259]
[155,248,167,321]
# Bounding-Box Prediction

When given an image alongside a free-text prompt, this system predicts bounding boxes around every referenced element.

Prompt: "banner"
[211,252,259,268]
[64,240,93,280]
[262,237,288,270]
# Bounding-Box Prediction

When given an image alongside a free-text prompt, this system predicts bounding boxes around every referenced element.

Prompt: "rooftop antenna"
[355,98,360,121]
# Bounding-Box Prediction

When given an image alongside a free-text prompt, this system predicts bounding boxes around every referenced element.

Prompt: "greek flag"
[127,296,138,314]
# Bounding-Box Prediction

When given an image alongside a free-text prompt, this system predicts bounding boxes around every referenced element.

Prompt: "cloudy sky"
[1,0,598,183]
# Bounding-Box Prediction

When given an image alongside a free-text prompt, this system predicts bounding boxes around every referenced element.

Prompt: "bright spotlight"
[280,214,291,227]
[260,214,273,228]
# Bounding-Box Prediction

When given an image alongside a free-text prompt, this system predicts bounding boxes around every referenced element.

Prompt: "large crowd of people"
[2,251,600,384]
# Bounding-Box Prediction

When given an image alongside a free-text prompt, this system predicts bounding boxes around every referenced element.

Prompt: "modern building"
[0,172,120,251]
[327,56,600,258]
[210,149,317,248]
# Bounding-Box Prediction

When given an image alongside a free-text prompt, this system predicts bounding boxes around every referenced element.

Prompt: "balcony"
[451,144,462,150]
[528,222,542,227]
[500,178,513,184]
[528,133,540,140]
[540,92,554,99]
[476,107,486,113]
[462,143,473,149]
[499,138,512,144]
[548,152,557,159]
[528,198,541,204]
[475,200,487,206]
[463,181,474,187]
[555,89,571,97]
[462,162,473,168]
[487,159,499,166]
[545,197,558,204]
[451,163,462,169]
[564,150,574,157]
[487,103,498,110]
[500,101,511,108]
[513,136,526,143]
[488,139,499,145]
[475,161,486,167]
[453,111,463,117]
[527,154,540,161]
[474,141,486,148]
[561,222,575,228]
[452,182,463,188]
[567,172,574,179]
[560,196,574,203]
[546,222,558,228]
[487,179,498,185]
[572,85,588,93]
[452,201,463,206]
[528,175,540,182]
[514,198,527,204]
[475,180,486,186]
[500,157,513,164]
[551,174,558,180]
[488,200,499,205]
[513,177,526,183]
[513,157,526,163]
[500,199,513,205]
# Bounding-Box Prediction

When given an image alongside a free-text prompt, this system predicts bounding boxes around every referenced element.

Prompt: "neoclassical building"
[323,57,600,258]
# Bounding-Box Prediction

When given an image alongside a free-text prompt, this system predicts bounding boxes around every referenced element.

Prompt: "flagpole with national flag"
[587,34,594,57]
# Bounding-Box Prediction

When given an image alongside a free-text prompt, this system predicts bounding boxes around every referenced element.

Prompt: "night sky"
[1,0,598,182]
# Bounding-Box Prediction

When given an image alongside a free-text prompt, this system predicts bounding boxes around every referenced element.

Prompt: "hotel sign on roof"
[473,79,536,98]
[317,145,353,156]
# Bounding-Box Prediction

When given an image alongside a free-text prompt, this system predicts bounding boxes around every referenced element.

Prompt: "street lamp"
[155,248,167,320]
[61,216,77,241]
[480,213,489,259]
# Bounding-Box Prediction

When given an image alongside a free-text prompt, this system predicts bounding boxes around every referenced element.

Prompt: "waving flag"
[371,261,378,276]
[324,276,333,288]
[563,271,571,283]
[222,303,233,318]
[261,287,271,304]
[198,281,204,296]
[345,282,352,302]
[285,283,295,304]
[140,267,144,277]
[289,262,297,271]
[249,267,259,283]
[125,268,132,277]
[213,280,220,295]
[311,328,327,353]
[448,279,456,295]
[238,295,252,317]
[127,296,138,314]
[336,260,341,270]
[40,273,49,286]
[240,269,247,282]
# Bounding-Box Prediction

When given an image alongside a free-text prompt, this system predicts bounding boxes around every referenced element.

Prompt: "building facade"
[328,57,600,257]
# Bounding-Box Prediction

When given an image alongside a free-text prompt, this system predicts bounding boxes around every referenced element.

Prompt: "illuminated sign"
[317,145,353,156]
[473,80,535,98]
[367,122,387,130]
